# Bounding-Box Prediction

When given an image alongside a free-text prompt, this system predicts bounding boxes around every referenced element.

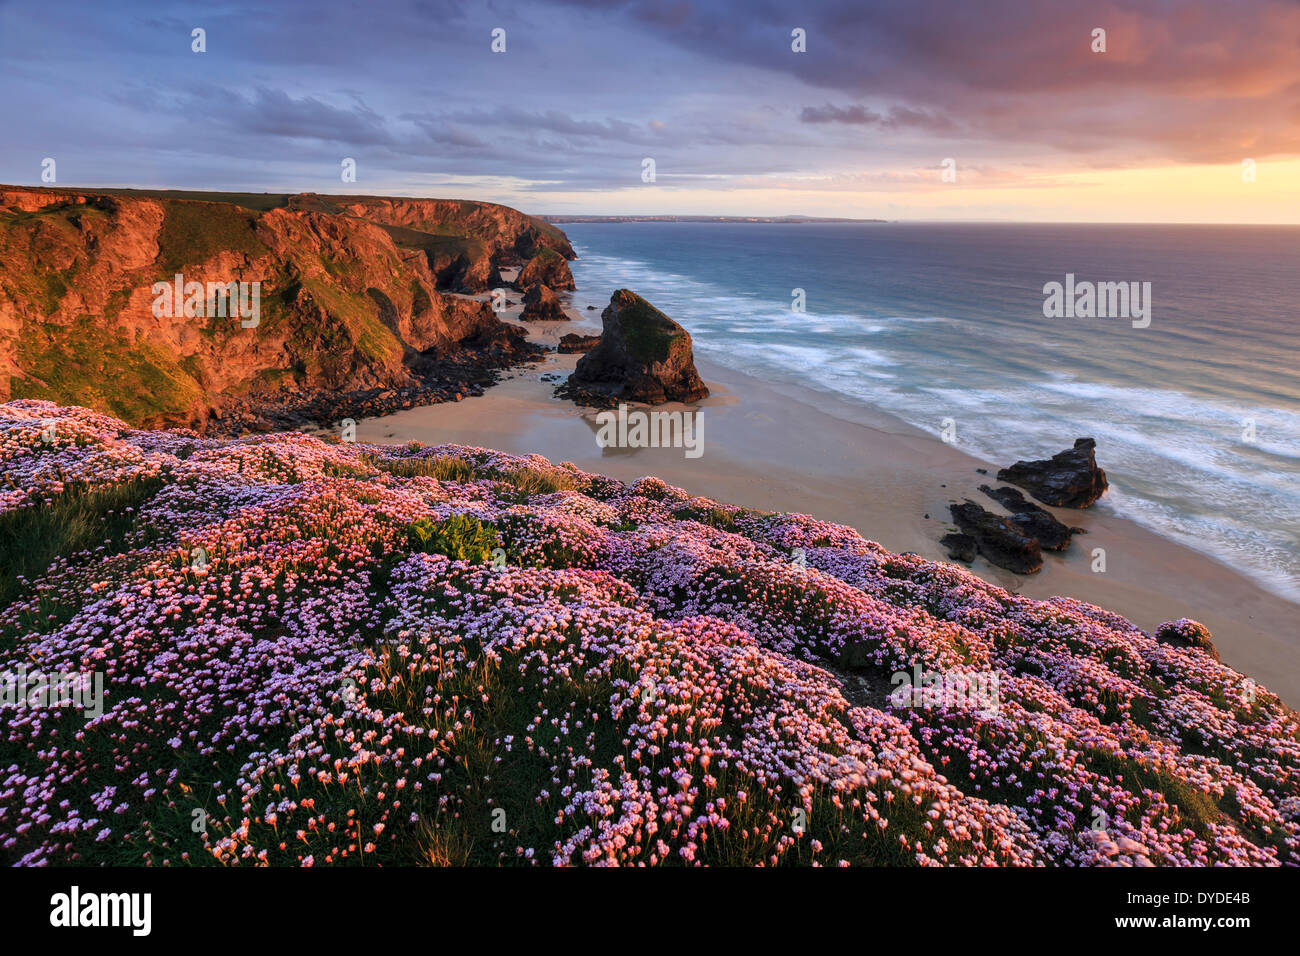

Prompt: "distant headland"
[540,214,888,223]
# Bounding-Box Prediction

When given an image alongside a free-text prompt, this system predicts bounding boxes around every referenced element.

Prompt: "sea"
[560,221,1300,603]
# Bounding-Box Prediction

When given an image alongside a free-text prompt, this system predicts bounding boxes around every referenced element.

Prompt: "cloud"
[203,87,397,146]
[800,104,882,125]
[800,104,956,132]
[0,0,1297,212]
[575,0,1300,163]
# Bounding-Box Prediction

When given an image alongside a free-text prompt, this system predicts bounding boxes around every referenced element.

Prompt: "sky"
[1,0,1298,222]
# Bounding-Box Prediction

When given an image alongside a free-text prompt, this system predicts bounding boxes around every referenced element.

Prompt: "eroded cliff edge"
[0,185,576,432]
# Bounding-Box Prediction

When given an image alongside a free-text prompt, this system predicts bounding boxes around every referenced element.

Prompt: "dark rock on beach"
[516,247,575,291]
[997,438,1109,508]
[940,533,978,563]
[948,501,1043,574]
[560,289,709,406]
[521,283,567,321]
[980,484,1080,551]
[558,333,601,353]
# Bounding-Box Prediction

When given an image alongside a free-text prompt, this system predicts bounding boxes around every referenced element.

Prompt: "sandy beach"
[355,293,1300,708]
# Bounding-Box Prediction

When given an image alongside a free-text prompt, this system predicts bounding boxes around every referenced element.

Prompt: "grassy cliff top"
[1,184,570,254]
[1,400,1296,867]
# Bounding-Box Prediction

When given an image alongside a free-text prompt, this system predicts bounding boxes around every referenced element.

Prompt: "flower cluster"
[0,399,1295,867]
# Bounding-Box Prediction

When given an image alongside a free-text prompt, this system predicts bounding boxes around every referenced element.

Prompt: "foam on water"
[565,224,1300,602]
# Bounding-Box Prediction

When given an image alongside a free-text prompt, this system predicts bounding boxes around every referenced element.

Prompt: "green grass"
[494,464,578,497]
[286,194,344,214]
[155,200,269,276]
[675,504,740,532]
[372,454,476,483]
[12,315,204,426]
[373,454,577,499]
[0,477,166,610]
[299,278,403,365]
[90,187,292,212]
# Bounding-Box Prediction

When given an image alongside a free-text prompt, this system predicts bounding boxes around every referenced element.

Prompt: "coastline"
[354,298,1300,708]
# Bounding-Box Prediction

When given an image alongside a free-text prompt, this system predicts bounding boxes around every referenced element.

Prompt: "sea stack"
[516,246,575,291]
[567,289,709,405]
[520,283,567,320]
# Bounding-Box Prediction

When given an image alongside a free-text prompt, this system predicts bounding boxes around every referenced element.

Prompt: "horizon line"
[5,183,1298,227]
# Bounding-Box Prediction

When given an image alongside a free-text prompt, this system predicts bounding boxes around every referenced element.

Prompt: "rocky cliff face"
[515,246,576,291]
[335,195,574,261]
[0,186,576,430]
[335,195,575,293]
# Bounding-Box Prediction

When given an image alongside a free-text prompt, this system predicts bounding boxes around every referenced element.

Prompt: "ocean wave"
[568,230,1300,602]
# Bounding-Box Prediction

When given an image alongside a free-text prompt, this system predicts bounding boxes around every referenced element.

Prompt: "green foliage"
[12,316,204,426]
[408,514,500,563]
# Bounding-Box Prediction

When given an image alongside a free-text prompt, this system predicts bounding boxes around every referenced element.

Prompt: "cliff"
[0,185,577,431]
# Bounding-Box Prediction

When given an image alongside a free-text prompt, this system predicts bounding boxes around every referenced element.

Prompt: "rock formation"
[997,438,1109,508]
[516,247,576,292]
[939,532,978,563]
[948,501,1043,574]
[979,484,1082,551]
[520,284,567,321]
[565,290,709,405]
[558,333,601,353]
[0,185,574,431]
[333,194,572,295]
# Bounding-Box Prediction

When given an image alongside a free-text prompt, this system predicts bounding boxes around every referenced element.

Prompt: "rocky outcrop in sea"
[997,438,1109,508]
[559,289,709,406]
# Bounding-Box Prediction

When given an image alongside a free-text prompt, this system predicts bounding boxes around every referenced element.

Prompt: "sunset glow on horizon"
[1,0,1297,222]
